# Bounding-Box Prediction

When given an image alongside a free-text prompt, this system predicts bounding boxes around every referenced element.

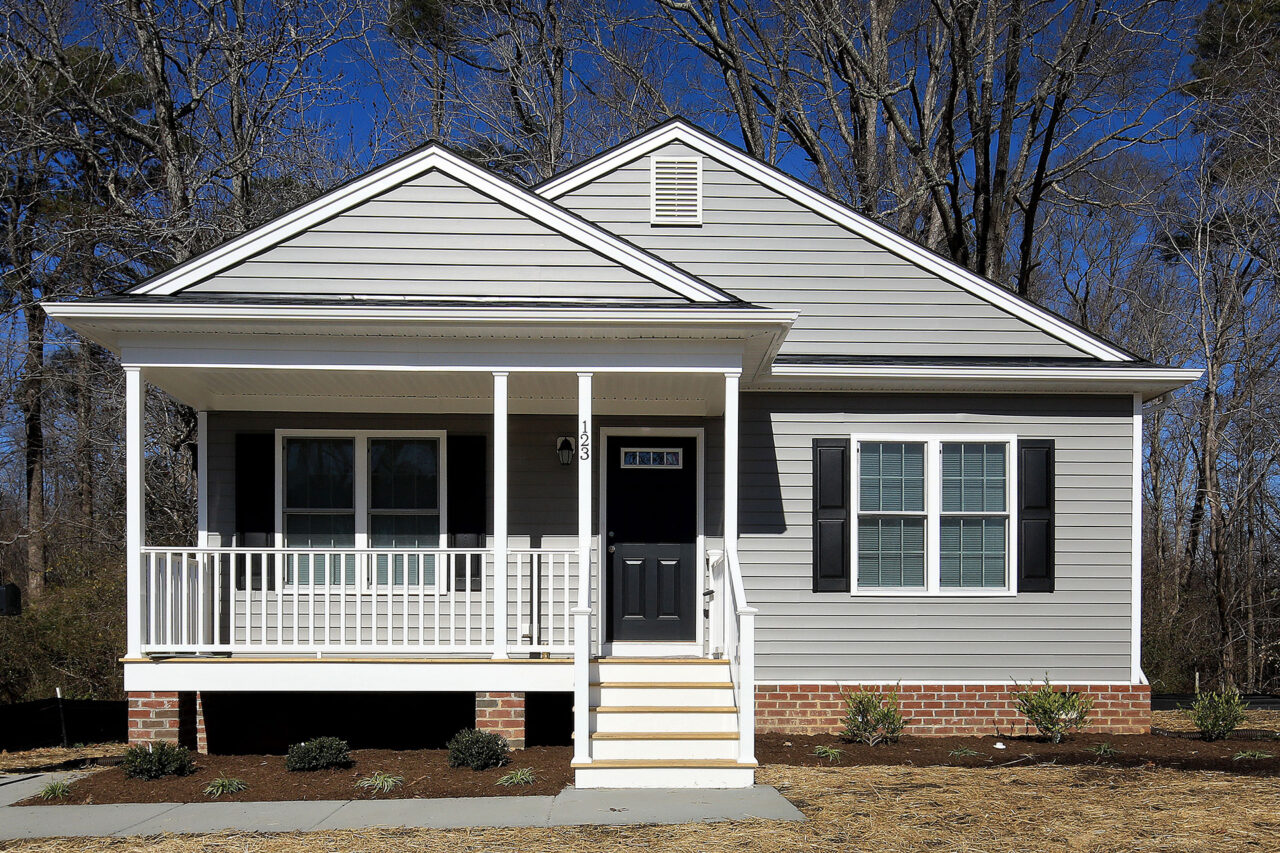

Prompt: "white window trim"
[274,429,449,553]
[649,155,703,225]
[850,434,1018,598]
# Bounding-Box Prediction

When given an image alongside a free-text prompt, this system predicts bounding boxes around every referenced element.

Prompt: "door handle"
[607,545,616,554]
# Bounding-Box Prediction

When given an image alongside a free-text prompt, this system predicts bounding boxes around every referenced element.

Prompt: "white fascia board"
[539,121,1134,362]
[761,364,1203,400]
[130,147,730,304]
[44,301,790,327]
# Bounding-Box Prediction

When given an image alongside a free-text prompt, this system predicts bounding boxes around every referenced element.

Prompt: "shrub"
[949,746,980,759]
[1185,688,1249,741]
[1088,742,1119,759]
[496,767,536,786]
[1232,749,1273,761]
[447,728,510,771]
[355,771,404,795]
[37,780,72,800]
[122,742,196,780]
[812,744,843,763]
[203,775,247,798]
[1011,678,1093,743]
[841,689,907,746]
[285,736,352,771]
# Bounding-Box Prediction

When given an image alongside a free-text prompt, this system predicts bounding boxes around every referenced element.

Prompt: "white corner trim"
[1132,393,1146,684]
[132,146,731,304]
[539,121,1133,361]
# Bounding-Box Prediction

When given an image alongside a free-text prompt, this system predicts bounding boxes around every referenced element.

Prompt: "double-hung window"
[280,432,444,588]
[853,436,1016,595]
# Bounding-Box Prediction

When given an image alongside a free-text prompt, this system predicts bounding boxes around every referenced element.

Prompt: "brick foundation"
[755,683,1151,736]
[128,691,207,752]
[476,691,526,749]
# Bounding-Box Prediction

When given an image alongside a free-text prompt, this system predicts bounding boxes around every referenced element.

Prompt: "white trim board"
[538,120,1133,362]
[127,145,732,304]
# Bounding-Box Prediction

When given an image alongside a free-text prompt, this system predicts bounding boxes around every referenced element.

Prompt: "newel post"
[125,366,145,658]
[573,372,593,765]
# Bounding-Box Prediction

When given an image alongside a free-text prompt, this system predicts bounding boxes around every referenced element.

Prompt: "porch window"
[281,433,443,587]
[852,436,1016,595]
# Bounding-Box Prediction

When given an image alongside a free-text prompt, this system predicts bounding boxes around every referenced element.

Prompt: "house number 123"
[579,421,591,461]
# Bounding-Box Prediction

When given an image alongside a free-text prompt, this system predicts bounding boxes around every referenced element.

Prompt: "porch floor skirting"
[755,683,1151,736]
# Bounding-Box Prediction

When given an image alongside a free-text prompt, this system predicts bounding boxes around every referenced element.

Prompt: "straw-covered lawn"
[4,762,1278,853]
[0,745,126,774]
[1153,707,1280,734]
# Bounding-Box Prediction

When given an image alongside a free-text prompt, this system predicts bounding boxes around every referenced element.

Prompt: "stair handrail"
[721,546,756,765]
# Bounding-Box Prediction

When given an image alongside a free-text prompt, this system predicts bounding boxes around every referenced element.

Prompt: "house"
[46,119,1200,788]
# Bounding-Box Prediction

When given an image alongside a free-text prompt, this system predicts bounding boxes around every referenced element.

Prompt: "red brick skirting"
[755,683,1151,736]
[128,691,207,751]
[476,691,526,749]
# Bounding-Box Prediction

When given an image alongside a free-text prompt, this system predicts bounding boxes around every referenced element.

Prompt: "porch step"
[590,683,734,706]
[590,731,739,760]
[573,759,757,789]
[592,659,730,683]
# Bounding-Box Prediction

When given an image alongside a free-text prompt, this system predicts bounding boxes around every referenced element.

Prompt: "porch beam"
[125,366,145,658]
[492,372,509,659]
[573,372,593,765]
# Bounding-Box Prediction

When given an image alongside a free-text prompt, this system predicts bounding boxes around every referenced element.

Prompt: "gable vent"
[650,156,702,225]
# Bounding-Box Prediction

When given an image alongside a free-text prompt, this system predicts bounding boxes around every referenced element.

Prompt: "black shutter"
[812,438,851,592]
[234,433,277,592]
[1017,439,1055,593]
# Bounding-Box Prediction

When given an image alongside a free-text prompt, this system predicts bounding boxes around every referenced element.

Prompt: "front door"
[605,436,698,642]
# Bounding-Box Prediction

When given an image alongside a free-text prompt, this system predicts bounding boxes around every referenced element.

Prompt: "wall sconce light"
[557,436,575,466]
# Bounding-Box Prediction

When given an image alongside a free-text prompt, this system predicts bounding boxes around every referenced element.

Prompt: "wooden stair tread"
[592,705,737,713]
[573,759,758,769]
[592,657,727,664]
[590,682,734,689]
[591,731,738,740]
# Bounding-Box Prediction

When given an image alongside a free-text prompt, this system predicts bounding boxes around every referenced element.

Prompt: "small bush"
[1186,688,1249,741]
[496,767,536,786]
[203,775,247,798]
[949,746,980,759]
[37,780,72,800]
[1232,749,1273,761]
[841,689,907,746]
[285,736,352,771]
[812,744,843,763]
[355,771,404,795]
[122,742,196,780]
[1011,678,1092,743]
[447,728,510,771]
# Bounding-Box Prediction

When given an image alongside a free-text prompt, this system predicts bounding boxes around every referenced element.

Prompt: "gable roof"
[538,118,1134,362]
[130,141,737,304]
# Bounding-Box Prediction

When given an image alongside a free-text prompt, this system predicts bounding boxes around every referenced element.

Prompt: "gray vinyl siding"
[185,170,681,300]
[554,142,1090,359]
[739,393,1135,684]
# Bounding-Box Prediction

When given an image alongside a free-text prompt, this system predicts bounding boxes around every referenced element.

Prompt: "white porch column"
[196,411,208,549]
[724,370,755,765]
[724,372,740,544]
[125,366,145,658]
[492,372,509,659]
[572,372,593,765]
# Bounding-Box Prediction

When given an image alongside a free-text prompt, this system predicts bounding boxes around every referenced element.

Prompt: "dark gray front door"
[605,436,698,642]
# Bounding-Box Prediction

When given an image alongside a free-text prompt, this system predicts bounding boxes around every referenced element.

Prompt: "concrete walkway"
[0,772,804,840]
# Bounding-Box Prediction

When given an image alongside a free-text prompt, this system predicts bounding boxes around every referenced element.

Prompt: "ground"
[2,711,1279,850]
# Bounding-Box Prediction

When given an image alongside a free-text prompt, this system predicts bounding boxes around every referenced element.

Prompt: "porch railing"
[139,547,581,656]
[708,548,757,764]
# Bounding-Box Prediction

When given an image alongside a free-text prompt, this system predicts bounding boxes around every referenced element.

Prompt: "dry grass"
[0,745,125,774]
[1153,708,1280,734]
[3,763,1279,852]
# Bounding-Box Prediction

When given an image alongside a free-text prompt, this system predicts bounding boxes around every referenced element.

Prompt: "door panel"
[606,436,698,642]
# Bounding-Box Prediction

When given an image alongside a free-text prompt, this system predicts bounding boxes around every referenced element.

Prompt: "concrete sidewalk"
[0,772,804,840]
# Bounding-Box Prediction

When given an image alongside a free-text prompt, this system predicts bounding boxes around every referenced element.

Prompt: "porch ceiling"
[143,367,730,415]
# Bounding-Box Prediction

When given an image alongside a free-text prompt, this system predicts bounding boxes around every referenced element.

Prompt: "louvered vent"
[650,156,702,225]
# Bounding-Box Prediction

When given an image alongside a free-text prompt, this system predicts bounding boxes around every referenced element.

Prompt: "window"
[280,432,444,588]
[853,436,1016,595]
[621,447,683,469]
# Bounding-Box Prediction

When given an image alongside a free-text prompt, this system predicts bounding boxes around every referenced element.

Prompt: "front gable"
[540,122,1132,362]
[131,144,733,305]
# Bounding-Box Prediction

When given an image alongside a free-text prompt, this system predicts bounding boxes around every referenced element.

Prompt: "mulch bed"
[19,746,572,805]
[757,729,1280,774]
